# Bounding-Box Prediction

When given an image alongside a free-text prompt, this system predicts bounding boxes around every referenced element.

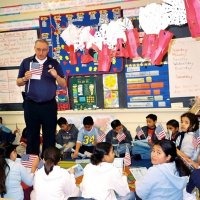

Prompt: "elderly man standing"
[16,39,66,156]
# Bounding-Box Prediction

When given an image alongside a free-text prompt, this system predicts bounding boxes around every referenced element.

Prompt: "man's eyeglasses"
[35,48,48,52]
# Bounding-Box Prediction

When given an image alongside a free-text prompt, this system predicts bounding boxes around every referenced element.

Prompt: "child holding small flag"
[166,119,185,149]
[135,114,158,144]
[0,143,39,200]
[132,114,158,161]
[106,119,132,157]
[31,146,79,200]
[180,112,200,161]
[81,142,135,200]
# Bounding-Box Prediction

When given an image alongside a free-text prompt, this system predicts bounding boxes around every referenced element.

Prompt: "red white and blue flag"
[116,132,126,143]
[97,131,106,143]
[136,126,145,139]
[192,130,200,149]
[155,124,166,140]
[124,145,131,166]
[21,154,38,168]
[30,62,43,76]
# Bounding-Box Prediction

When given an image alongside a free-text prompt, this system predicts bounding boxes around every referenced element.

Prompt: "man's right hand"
[24,71,32,80]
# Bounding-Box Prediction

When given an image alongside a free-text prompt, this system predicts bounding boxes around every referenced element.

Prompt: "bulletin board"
[39,7,123,76]
[68,73,127,110]
[125,62,171,108]
[0,9,196,111]
[123,16,195,108]
[68,76,97,110]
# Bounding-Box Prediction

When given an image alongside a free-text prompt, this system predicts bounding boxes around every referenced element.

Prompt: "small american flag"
[124,145,131,166]
[116,132,126,143]
[97,132,106,143]
[192,130,200,149]
[136,126,145,139]
[155,124,166,140]
[21,154,38,168]
[30,62,43,75]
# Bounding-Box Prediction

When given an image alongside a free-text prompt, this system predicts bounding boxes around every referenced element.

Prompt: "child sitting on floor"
[180,112,199,161]
[135,139,190,200]
[80,142,135,200]
[166,119,184,149]
[31,146,79,199]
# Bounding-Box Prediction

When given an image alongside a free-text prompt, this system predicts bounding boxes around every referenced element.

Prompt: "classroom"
[0,0,200,199]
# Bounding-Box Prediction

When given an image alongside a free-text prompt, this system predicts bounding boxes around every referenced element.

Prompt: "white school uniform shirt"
[80,162,130,200]
[32,166,79,200]
[180,131,199,161]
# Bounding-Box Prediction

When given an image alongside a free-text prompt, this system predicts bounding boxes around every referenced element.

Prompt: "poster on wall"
[0,30,38,67]
[69,76,97,110]
[125,62,171,108]
[168,37,200,97]
[103,74,119,108]
[0,69,24,103]
[39,7,123,76]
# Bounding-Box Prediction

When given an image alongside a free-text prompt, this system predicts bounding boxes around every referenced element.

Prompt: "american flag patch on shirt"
[21,154,38,168]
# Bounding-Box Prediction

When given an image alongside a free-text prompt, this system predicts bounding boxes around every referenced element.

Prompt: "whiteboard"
[0,30,38,67]
[168,37,200,97]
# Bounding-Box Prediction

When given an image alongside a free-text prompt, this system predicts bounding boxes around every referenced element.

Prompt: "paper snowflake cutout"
[139,3,170,34]
[162,0,187,26]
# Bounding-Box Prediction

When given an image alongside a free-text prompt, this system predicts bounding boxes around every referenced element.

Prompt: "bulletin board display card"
[56,85,70,111]
[39,7,123,76]
[103,73,119,108]
[68,76,97,110]
[168,37,200,98]
[125,62,171,108]
[0,30,38,67]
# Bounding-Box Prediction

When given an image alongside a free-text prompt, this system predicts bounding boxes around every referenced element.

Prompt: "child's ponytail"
[175,156,191,176]
[91,142,112,165]
[43,147,61,175]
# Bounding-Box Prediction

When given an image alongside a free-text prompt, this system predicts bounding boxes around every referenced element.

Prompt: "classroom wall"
[0,0,162,22]
[0,108,188,137]
[0,0,191,138]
